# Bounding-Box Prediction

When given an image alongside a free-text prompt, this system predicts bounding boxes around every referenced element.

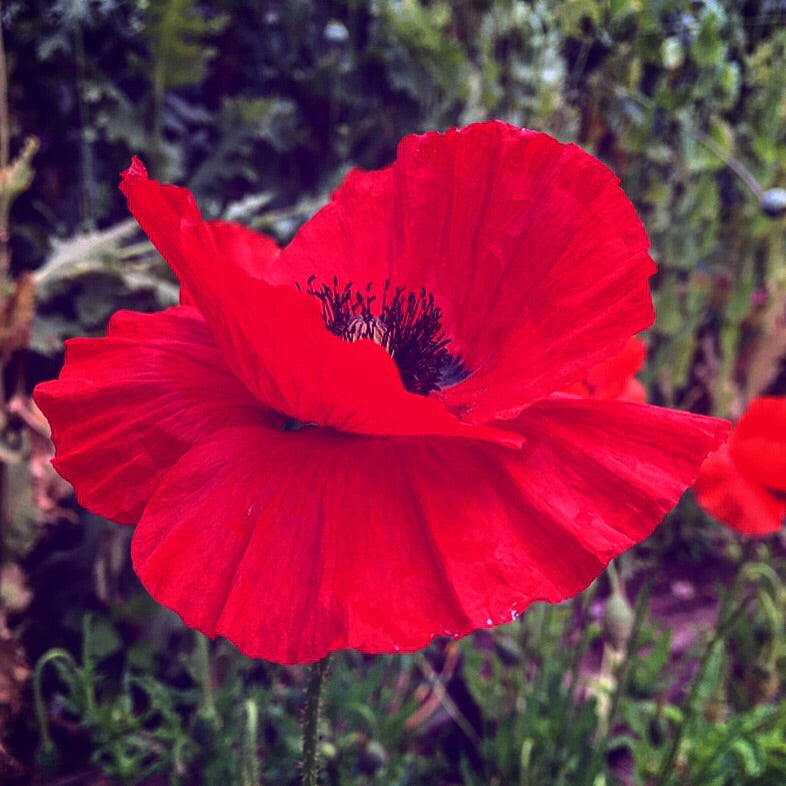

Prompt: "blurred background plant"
[0,0,784,783]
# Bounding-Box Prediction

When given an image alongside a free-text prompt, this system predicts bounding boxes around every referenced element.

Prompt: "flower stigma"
[300,275,467,395]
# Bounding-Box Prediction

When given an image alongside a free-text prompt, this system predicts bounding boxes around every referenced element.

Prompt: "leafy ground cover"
[0,1,785,783]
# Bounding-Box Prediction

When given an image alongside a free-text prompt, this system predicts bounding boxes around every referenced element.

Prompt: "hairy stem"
[241,698,260,786]
[302,657,329,786]
[194,632,215,717]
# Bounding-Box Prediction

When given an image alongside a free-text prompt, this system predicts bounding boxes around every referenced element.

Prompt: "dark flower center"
[300,276,467,395]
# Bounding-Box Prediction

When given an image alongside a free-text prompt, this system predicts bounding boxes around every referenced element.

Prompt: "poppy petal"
[694,442,786,536]
[729,397,786,492]
[131,398,727,664]
[278,122,655,422]
[33,307,277,524]
[563,337,647,402]
[178,220,279,306]
[506,397,731,548]
[617,378,647,405]
[119,157,520,447]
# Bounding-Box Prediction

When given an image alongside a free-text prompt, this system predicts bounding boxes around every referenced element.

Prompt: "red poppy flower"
[34,122,729,664]
[563,336,647,403]
[694,397,786,536]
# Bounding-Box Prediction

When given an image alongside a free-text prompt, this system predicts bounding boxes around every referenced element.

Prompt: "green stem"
[564,586,599,705]
[656,541,754,783]
[241,698,260,786]
[81,614,98,715]
[33,649,79,748]
[606,559,623,595]
[194,632,215,717]
[302,657,329,786]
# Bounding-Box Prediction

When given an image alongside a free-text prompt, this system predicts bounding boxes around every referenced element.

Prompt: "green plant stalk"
[194,632,215,717]
[241,698,260,786]
[605,559,623,596]
[745,223,786,399]
[302,657,329,786]
[564,592,597,703]
[150,0,181,174]
[33,648,80,748]
[519,737,535,786]
[80,615,97,715]
[521,601,552,662]
[656,541,754,784]
[538,601,553,643]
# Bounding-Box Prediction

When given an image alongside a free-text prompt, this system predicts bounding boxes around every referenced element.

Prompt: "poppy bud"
[319,740,338,761]
[761,188,786,218]
[357,739,388,775]
[35,741,60,774]
[603,591,634,651]
[192,707,221,746]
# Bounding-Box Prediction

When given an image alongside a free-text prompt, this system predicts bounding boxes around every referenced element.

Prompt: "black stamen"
[303,277,467,395]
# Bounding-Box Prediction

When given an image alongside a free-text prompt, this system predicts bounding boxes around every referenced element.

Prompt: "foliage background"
[1,0,785,784]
